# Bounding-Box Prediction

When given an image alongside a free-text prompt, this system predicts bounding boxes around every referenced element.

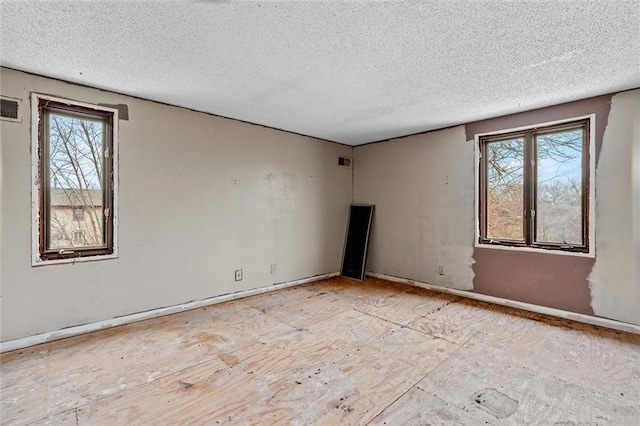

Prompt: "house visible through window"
[72,230,85,246]
[32,94,118,263]
[478,119,590,253]
[72,206,84,220]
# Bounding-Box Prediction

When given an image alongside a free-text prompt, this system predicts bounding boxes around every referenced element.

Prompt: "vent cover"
[1,96,22,122]
[338,155,352,168]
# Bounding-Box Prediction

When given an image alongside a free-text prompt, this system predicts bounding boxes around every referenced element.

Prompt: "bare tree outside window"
[34,95,116,262]
[486,138,524,241]
[48,113,105,249]
[535,129,583,245]
[480,120,588,252]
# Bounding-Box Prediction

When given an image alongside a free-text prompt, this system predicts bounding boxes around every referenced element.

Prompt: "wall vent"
[338,155,352,168]
[1,96,22,122]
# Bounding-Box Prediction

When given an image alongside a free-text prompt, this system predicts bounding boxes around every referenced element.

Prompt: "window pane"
[486,138,524,240]
[536,129,583,245]
[47,112,105,250]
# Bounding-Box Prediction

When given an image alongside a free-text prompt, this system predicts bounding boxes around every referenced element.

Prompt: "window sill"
[32,252,118,267]
[474,242,595,258]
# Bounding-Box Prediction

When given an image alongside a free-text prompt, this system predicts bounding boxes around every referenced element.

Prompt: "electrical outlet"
[270,263,277,274]
[235,269,243,281]
[439,266,445,275]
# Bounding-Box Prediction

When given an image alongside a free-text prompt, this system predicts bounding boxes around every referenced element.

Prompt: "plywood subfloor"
[1,277,639,425]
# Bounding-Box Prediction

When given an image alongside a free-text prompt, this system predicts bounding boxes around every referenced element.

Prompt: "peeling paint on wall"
[588,89,640,325]
[468,93,613,316]
[439,245,475,290]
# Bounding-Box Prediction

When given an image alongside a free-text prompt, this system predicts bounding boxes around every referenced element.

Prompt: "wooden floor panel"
[2,277,639,425]
[468,311,640,400]
[0,300,295,425]
[369,387,489,425]
[407,298,501,345]
[354,288,459,327]
[413,348,573,425]
[245,290,356,331]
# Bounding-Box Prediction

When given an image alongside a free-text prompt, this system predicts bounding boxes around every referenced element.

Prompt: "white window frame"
[31,93,119,266]
[474,114,596,258]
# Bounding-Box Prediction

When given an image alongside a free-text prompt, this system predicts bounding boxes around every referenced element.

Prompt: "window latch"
[58,249,75,255]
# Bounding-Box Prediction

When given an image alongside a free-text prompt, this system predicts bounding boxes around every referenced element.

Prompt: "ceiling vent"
[338,155,352,168]
[1,96,22,122]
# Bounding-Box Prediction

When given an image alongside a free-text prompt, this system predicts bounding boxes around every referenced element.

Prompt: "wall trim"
[0,272,339,353]
[367,272,640,335]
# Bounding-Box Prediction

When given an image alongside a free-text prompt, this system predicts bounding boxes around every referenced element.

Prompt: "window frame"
[475,115,595,257]
[31,93,119,266]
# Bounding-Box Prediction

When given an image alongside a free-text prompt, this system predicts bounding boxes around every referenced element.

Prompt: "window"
[478,118,590,253]
[72,206,84,221]
[72,230,85,246]
[32,94,118,264]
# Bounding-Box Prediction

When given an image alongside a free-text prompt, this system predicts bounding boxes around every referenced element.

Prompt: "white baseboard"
[367,272,640,335]
[0,272,339,353]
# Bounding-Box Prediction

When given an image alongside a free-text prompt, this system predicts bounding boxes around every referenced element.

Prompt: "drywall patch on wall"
[439,245,475,290]
[353,125,475,290]
[589,89,640,325]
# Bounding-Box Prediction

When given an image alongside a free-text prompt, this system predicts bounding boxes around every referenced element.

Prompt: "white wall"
[0,68,353,341]
[353,126,476,290]
[354,90,640,326]
[589,90,640,324]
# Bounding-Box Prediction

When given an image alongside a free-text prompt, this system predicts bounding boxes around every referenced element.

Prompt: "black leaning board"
[341,204,374,280]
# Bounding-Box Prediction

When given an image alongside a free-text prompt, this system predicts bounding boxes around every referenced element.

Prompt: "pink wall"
[466,94,613,315]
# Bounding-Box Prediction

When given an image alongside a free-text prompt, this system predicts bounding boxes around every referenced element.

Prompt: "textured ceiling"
[1,1,639,145]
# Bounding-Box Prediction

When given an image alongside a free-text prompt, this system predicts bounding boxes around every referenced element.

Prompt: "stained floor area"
[1,277,639,425]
